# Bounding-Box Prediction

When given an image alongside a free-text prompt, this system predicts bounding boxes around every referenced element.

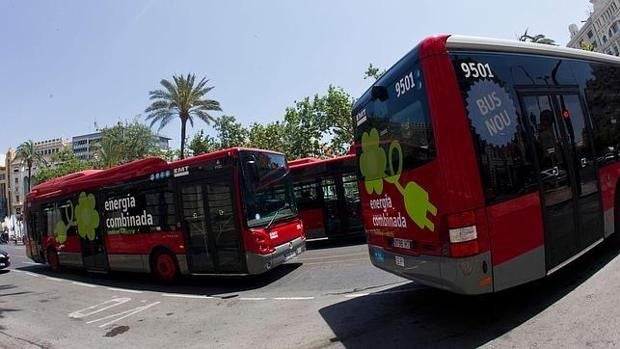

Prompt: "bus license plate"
[395,255,405,267]
[284,250,297,261]
[393,238,411,249]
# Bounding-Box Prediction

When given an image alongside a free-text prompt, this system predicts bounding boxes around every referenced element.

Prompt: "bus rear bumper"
[368,245,493,295]
[246,237,306,274]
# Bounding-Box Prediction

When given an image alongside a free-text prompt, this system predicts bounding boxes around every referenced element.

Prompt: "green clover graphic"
[359,128,387,195]
[75,192,99,240]
[54,220,68,243]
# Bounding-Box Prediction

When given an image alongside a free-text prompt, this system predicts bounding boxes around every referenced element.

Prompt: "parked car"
[0,248,10,269]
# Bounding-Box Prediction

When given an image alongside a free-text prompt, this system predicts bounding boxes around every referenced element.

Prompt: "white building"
[567,0,620,56]
[0,153,7,219]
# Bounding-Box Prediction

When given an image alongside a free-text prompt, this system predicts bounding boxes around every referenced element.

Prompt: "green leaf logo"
[75,192,99,240]
[54,220,67,243]
[359,128,386,194]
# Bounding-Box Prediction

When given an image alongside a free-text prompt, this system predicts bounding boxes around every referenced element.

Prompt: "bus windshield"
[240,151,297,228]
[353,52,435,176]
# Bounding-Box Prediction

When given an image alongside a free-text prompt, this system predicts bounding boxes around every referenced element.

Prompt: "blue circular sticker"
[465,80,517,146]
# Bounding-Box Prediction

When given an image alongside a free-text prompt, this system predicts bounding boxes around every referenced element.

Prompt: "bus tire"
[47,248,60,272]
[151,250,178,282]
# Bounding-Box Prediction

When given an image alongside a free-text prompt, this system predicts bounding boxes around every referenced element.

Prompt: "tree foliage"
[145,73,222,159]
[16,140,45,191]
[34,150,92,184]
[580,40,596,51]
[364,63,386,81]
[214,115,248,149]
[518,29,557,45]
[95,120,159,168]
[248,122,285,153]
[187,130,218,156]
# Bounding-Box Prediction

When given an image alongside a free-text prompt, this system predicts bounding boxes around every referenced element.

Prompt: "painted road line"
[344,293,370,298]
[45,276,65,282]
[84,301,160,328]
[24,272,41,277]
[72,281,97,288]
[11,269,24,273]
[273,297,315,300]
[22,261,39,265]
[161,293,214,299]
[239,297,267,301]
[106,287,143,294]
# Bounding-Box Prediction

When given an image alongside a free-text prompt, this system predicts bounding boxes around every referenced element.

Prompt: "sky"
[0,0,594,151]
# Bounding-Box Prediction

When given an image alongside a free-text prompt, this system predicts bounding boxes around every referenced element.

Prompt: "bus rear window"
[353,58,435,177]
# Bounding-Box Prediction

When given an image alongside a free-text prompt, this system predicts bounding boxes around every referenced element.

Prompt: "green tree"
[214,115,248,149]
[518,29,557,45]
[15,140,44,191]
[317,86,354,155]
[145,73,222,159]
[247,121,285,152]
[187,130,218,156]
[282,96,325,159]
[34,152,93,184]
[580,40,596,51]
[95,120,159,168]
[364,63,386,80]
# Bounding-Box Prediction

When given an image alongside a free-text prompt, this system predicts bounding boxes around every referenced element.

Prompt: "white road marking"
[72,281,97,288]
[69,298,132,319]
[21,261,39,265]
[24,272,41,277]
[239,297,267,301]
[45,276,64,282]
[86,301,161,328]
[11,269,24,273]
[161,293,214,299]
[344,293,370,298]
[106,287,143,294]
[303,258,368,265]
[273,297,315,300]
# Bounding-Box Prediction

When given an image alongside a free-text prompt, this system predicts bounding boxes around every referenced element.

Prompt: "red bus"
[24,148,305,281]
[353,35,620,294]
[289,154,363,240]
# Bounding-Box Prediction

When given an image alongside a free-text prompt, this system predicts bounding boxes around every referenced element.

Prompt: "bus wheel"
[47,249,60,272]
[152,252,178,282]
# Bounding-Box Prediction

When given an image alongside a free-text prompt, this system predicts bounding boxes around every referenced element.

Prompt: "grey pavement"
[0,239,619,348]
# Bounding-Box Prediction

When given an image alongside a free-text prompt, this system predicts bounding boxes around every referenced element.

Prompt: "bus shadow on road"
[319,240,620,348]
[13,262,303,297]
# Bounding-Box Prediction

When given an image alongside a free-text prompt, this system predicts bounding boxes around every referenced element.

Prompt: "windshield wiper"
[266,204,288,230]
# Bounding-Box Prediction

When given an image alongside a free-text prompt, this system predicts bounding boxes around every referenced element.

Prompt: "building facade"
[567,0,620,56]
[0,153,7,219]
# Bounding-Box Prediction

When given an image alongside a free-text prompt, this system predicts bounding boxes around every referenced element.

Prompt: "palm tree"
[145,74,222,159]
[518,29,557,45]
[15,140,44,191]
[94,135,123,168]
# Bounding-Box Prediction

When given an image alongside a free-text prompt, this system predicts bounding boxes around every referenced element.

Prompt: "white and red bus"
[24,148,305,281]
[289,154,363,240]
[353,35,620,294]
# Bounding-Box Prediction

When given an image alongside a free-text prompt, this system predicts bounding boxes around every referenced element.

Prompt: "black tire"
[151,251,178,282]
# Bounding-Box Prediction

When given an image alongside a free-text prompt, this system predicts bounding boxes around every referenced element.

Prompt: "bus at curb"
[353,34,620,294]
[24,148,305,281]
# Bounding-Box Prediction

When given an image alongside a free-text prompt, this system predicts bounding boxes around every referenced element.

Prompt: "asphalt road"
[1,238,620,349]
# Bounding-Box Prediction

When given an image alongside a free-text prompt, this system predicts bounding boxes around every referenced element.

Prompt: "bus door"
[520,92,602,271]
[321,177,341,235]
[178,168,244,273]
[341,173,363,235]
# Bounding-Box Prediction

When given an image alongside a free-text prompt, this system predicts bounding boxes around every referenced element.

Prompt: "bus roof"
[353,34,620,114]
[27,147,285,202]
[289,154,356,170]
[446,35,620,65]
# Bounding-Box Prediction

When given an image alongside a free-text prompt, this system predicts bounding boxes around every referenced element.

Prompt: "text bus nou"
[353,35,620,294]
[24,148,305,281]
[289,154,363,240]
